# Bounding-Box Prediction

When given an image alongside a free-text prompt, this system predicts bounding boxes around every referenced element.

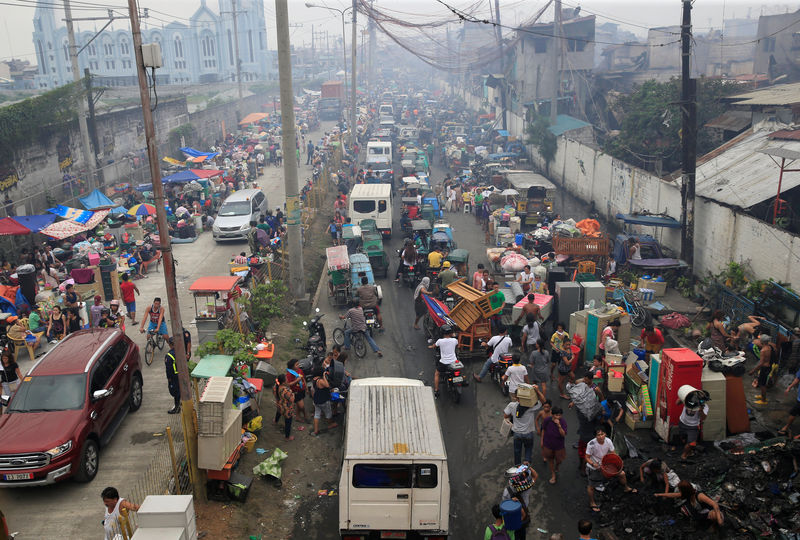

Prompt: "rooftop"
[704,110,752,131]
[548,114,592,136]
[724,82,800,107]
[31,328,123,376]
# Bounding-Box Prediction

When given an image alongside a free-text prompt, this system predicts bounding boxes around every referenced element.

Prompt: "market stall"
[189,276,242,345]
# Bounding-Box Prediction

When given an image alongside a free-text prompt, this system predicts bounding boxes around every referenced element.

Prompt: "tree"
[602,78,740,173]
[526,113,557,172]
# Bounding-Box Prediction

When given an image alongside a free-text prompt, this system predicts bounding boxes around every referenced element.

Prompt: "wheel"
[129,375,143,412]
[354,334,367,359]
[631,306,647,327]
[451,385,462,404]
[145,340,155,366]
[74,439,99,483]
[332,327,345,346]
[156,333,166,350]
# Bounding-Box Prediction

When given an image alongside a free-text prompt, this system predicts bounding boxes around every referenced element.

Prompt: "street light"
[306,3,352,120]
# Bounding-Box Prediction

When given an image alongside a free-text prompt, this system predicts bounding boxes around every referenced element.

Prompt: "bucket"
[499,499,523,530]
[243,433,258,453]
[601,453,623,478]
[514,233,524,246]
[633,348,647,362]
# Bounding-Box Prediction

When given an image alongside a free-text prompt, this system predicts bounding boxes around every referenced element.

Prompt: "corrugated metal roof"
[768,128,800,140]
[548,114,592,136]
[704,110,751,131]
[696,128,800,208]
[726,82,800,106]
[344,378,447,460]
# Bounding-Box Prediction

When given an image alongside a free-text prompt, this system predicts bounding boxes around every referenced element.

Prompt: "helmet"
[441,325,453,334]
[442,261,451,268]
[110,299,120,307]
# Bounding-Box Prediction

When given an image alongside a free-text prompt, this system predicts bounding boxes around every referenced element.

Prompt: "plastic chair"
[463,203,471,214]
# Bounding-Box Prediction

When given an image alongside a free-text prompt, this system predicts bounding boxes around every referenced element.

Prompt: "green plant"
[526,112,557,169]
[676,276,694,298]
[196,328,251,358]
[246,281,289,330]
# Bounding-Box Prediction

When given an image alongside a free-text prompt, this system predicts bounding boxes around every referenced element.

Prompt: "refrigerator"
[580,281,606,308]
[654,348,704,442]
[555,281,581,327]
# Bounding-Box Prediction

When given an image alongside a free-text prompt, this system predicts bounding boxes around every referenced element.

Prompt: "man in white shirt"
[474,325,512,382]
[428,327,459,398]
[585,428,635,512]
[503,385,546,466]
[678,402,709,460]
[502,354,530,397]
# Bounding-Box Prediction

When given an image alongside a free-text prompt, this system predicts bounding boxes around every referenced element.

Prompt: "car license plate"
[4,473,32,481]
[452,376,463,383]
[366,318,375,324]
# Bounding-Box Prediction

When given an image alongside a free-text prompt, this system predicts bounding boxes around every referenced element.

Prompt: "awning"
[0,218,31,236]
[10,214,56,232]
[615,213,681,228]
[79,188,117,210]
[47,205,93,224]
[704,110,751,132]
[189,276,241,293]
[188,169,224,179]
[39,220,90,240]
[162,170,201,184]
[84,209,110,229]
[238,112,268,125]
[179,147,219,160]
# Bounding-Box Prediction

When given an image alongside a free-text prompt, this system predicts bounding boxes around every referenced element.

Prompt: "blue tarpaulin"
[162,170,201,184]
[496,129,510,137]
[179,147,218,160]
[109,206,127,215]
[11,214,56,232]
[47,205,93,224]
[79,189,117,210]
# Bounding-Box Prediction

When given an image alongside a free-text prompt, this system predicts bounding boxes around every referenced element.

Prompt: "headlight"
[45,440,72,459]
[240,224,250,231]
[212,224,220,232]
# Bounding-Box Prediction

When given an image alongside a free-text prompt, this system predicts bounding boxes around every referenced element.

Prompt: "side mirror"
[92,389,111,401]
[303,321,308,327]
[0,395,9,407]
[315,307,320,313]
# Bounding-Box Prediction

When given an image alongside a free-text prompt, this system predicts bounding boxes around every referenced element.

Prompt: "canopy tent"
[188,169,224,179]
[179,147,218,160]
[9,214,56,233]
[47,205,93,224]
[238,112,268,125]
[40,219,90,240]
[162,170,201,184]
[79,188,117,210]
[615,213,681,229]
[0,218,32,236]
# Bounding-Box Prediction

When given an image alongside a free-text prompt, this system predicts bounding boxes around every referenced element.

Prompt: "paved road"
[0,121,327,539]
[291,155,601,539]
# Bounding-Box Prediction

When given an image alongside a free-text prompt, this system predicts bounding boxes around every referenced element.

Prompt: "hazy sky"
[0,0,796,65]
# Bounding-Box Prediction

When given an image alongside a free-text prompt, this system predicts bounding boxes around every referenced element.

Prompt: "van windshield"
[368,147,386,155]
[218,201,251,217]
[8,374,86,412]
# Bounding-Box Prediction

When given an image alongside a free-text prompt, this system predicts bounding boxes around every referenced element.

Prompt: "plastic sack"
[500,252,528,273]
[246,415,263,432]
[566,382,602,420]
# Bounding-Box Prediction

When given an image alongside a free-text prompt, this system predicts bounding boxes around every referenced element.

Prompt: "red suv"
[0,328,143,486]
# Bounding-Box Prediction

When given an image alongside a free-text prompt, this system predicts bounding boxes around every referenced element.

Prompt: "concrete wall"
[526,133,800,288]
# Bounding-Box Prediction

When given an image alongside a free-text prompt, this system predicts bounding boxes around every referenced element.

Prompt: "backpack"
[487,524,511,540]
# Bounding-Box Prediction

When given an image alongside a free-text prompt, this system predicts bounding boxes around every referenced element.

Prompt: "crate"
[624,411,653,430]
[138,495,195,529]
[516,383,538,407]
[449,300,481,331]
[198,408,243,470]
[199,377,233,435]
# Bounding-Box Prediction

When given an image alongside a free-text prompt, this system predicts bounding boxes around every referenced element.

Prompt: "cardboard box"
[637,278,667,297]
[625,410,653,430]
[516,383,538,407]
[138,495,195,529]
[198,408,243,470]
[607,365,625,392]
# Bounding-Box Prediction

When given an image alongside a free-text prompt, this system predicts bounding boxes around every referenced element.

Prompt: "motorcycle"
[488,352,512,397]
[363,307,379,334]
[299,307,326,354]
[430,338,467,404]
[441,288,456,311]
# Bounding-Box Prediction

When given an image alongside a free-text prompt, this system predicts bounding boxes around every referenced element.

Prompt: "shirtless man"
[515,294,541,325]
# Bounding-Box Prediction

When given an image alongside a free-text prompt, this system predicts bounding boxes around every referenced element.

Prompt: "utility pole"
[368,0,375,90]
[275,0,307,302]
[680,0,696,266]
[84,67,104,186]
[126,0,204,499]
[63,0,97,190]
[494,0,507,131]
[550,0,561,125]
[311,24,315,63]
[350,0,357,149]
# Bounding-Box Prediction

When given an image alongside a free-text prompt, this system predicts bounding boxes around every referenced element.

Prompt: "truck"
[348,183,393,237]
[319,81,345,120]
[338,378,450,539]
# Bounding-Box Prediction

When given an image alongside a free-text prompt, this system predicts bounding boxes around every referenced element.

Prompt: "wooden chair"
[457,320,491,351]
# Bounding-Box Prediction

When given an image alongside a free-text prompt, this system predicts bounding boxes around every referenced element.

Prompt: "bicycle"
[144,329,166,366]
[613,287,651,328]
[332,318,367,359]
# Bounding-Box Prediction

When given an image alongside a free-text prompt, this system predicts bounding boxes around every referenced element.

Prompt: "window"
[227,30,234,65]
[248,30,253,62]
[763,37,776,52]
[567,38,586,52]
[63,43,69,62]
[351,464,438,488]
[353,464,411,488]
[89,44,97,56]
[534,38,547,54]
[260,31,265,50]
[8,374,86,412]
[37,41,45,69]
[174,37,184,58]
[121,40,130,55]
[353,200,376,214]
[792,32,800,51]
[378,200,387,213]
[104,42,114,56]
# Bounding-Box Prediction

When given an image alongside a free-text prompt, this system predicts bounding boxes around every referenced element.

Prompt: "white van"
[379,103,394,117]
[212,188,268,242]
[366,141,392,168]
[339,378,450,539]
[348,184,392,237]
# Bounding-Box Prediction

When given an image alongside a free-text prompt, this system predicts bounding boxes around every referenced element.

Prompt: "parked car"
[212,188,268,242]
[0,328,143,486]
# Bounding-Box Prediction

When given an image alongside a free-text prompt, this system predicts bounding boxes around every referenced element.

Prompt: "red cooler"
[654,348,703,441]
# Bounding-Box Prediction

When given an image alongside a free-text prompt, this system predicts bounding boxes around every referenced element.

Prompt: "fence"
[106,413,192,539]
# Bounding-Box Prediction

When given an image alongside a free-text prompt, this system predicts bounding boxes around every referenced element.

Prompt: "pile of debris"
[597,434,800,539]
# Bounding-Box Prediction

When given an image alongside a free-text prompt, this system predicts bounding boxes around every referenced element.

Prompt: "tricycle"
[446,248,470,277]
[361,229,389,278]
[326,245,351,308]
[349,253,383,302]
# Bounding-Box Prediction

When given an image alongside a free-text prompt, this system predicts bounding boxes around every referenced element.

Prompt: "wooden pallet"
[446,278,499,318]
